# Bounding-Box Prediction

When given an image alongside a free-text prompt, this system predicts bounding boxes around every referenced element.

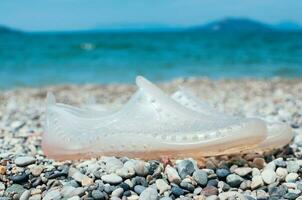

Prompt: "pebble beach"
[0,78,301,200]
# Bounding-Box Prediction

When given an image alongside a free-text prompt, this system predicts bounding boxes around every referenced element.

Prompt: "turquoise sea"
[0,31,302,89]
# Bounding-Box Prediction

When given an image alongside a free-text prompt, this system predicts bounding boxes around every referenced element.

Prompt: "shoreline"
[0,78,301,199]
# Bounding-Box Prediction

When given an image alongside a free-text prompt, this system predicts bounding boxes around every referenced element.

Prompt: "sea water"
[0,31,301,89]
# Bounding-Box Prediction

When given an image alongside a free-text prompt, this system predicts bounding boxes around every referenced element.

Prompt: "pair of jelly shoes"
[42,76,293,160]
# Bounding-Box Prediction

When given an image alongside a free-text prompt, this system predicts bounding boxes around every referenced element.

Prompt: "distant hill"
[190,18,275,32]
[0,26,22,34]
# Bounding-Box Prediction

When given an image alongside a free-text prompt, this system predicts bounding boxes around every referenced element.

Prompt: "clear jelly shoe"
[171,89,293,150]
[42,76,267,160]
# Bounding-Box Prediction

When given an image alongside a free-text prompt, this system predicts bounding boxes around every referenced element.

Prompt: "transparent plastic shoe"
[43,76,267,160]
[171,89,293,150]
[61,83,293,151]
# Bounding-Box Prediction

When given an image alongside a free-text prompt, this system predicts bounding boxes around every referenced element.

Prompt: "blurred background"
[0,0,301,89]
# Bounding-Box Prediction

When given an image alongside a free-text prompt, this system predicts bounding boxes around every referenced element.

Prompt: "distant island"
[0,25,22,34]
[1,18,302,33]
[190,18,273,32]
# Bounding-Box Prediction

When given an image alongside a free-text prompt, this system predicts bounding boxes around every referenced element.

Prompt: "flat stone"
[274,158,287,168]
[193,169,208,186]
[252,158,266,169]
[134,161,150,176]
[165,165,181,184]
[180,180,195,192]
[256,190,269,199]
[287,161,300,173]
[91,190,105,200]
[43,189,61,200]
[30,165,43,176]
[171,186,184,197]
[276,167,288,180]
[216,168,230,179]
[4,184,26,198]
[286,173,299,183]
[111,188,124,197]
[261,169,277,184]
[105,157,124,173]
[134,185,146,195]
[139,187,158,200]
[234,167,252,177]
[251,175,263,190]
[155,179,171,194]
[226,174,244,187]
[116,167,135,179]
[101,174,123,184]
[61,186,86,198]
[68,167,93,186]
[14,156,36,167]
[177,160,195,179]
[29,194,42,200]
[20,190,31,200]
[283,192,299,200]
[218,191,245,200]
[201,186,218,197]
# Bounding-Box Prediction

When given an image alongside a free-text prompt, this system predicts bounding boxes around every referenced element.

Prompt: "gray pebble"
[14,156,36,167]
[134,185,146,195]
[226,174,244,187]
[91,190,106,200]
[287,161,300,173]
[101,174,123,184]
[139,187,158,200]
[193,169,208,186]
[177,160,195,179]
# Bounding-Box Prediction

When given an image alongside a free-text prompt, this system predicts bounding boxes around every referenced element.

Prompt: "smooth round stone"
[101,174,123,184]
[116,167,135,179]
[171,186,184,197]
[91,190,106,200]
[207,179,218,187]
[14,156,36,167]
[276,167,288,179]
[105,157,123,173]
[160,197,172,200]
[201,186,218,197]
[274,158,287,168]
[287,161,300,173]
[261,169,277,184]
[251,175,263,190]
[134,161,150,176]
[112,188,124,197]
[256,190,269,199]
[119,182,130,191]
[269,185,287,198]
[165,165,181,184]
[19,190,30,200]
[234,167,252,177]
[30,165,43,176]
[285,173,299,183]
[226,174,244,187]
[177,160,195,179]
[180,180,194,192]
[217,181,230,192]
[43,189,61,200]
[216,168,230,179]
[155,179,171,194]
[252,158,266,169]
[134,185,146,195]
[283,192,299,200]
[139,187,158,200]
[123,190,132,197]
[193,170,208,186]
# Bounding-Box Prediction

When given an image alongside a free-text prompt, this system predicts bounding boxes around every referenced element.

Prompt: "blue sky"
[0,0,301,31]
